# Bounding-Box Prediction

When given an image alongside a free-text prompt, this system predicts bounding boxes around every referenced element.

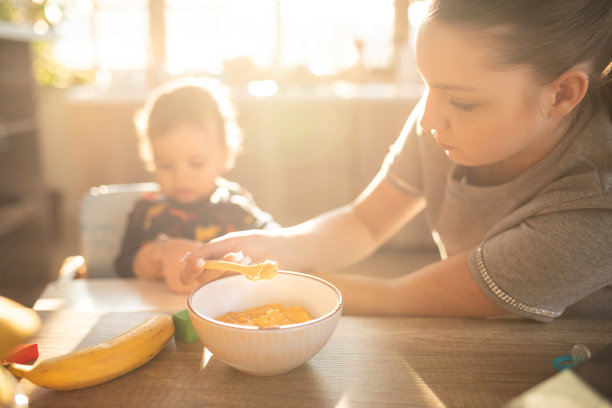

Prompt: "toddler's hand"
[156,237,202,294]
[133,239,165,279]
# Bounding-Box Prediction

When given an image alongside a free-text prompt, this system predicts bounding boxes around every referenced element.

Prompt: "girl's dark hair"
[428,0,612,119]
[135,77,242,171]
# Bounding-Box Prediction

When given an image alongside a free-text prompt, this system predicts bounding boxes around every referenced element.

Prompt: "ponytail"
[595,61,612,121]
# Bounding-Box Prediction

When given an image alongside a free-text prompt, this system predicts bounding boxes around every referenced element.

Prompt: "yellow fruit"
[6,314,174,390]
[0,296,39,406]
[0,296,41,359]
[0,365,27,407]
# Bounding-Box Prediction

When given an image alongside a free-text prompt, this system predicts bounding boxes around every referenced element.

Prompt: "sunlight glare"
[201,347,214,368]
[247,80,278,98]
[166,0,276,74]
[51,1,399,78]
[14,392,28,406]
[167,60,184,76]
[95,69,113,88]
[208,61,224,76]
[408,1,428,28]
[33,20,49,35]
[408,1,429,52]
[45,3,64,25]
[334,392,351,408]
[32,297,65,311]
[397,354,447,407]
[72,255,85,269]
[309,60,332,77]
[331,80,357,99]
[76,0,94,13]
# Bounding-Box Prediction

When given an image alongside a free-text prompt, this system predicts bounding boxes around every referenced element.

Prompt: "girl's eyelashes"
[449,98,476,112]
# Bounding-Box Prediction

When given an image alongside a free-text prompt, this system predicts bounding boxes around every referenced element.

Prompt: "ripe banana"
[1,296,40,406]
[0,296,41,359]
[6,314,174,390]
[0,365,24,407]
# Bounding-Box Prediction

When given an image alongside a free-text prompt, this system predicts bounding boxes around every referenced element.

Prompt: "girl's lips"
[431,131,453,151]
[434,137,453,151]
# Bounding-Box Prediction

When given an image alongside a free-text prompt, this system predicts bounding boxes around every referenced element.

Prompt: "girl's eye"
[449,98,476,112]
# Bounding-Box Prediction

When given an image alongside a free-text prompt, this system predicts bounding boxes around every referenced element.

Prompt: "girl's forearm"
[318,252,507,317]
[279,178,427,272]
[279,205,379,272]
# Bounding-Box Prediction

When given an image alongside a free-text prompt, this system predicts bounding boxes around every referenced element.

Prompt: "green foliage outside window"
[0,0,93,88]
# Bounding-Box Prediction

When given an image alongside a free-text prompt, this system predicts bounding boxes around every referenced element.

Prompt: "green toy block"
[172,309,199,343]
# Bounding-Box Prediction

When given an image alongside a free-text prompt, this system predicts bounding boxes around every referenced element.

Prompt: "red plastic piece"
[2,343,39,364]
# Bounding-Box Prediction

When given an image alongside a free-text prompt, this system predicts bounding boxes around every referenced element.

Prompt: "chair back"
[80,182,159,278]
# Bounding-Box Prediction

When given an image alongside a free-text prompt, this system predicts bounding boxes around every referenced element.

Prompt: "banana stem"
[5,363,32,378]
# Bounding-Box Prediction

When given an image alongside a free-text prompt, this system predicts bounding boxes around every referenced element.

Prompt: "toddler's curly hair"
[134,77,243,171]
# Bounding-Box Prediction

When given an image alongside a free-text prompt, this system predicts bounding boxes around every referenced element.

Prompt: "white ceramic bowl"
[188,271,343,376]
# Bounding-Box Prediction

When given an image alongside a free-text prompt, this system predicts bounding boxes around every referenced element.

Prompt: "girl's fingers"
[179,251,193,263]
[220,251,253,266]
[179,252,247,286]
[221,251,248,264]
[179,257,205,285]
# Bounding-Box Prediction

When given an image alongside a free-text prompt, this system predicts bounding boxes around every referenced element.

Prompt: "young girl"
[181,0,612,321]
[114,78,278,293]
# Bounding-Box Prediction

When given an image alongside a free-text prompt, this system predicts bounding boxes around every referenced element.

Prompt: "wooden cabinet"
[0,23,53,291]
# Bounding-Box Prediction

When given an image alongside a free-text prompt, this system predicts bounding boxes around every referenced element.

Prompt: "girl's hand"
[181,250,253,287]
[179,230,279,286]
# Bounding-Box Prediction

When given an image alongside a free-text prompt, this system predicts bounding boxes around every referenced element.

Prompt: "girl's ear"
[547,68,589,118]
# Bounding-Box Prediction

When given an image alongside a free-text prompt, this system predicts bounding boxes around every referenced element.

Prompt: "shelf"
[0,118,37,139]
[0,22,51,42]
[0,198,41,238]
[0,20,53,283]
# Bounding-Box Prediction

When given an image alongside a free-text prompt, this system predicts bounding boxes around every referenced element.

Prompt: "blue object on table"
[552,344,592,371]
[552,355,574,371]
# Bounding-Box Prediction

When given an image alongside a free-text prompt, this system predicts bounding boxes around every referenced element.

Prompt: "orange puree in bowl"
[216,303,312,327]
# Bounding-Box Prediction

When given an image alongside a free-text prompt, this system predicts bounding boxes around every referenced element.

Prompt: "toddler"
[115,78,278,292]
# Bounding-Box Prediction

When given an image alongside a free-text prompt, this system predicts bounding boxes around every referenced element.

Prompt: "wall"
[38,85,437,252]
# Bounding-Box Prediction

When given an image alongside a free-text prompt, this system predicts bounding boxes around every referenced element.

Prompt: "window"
[47,0,414,86]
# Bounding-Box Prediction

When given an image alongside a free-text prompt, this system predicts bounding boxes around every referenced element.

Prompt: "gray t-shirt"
[381,100,612,322]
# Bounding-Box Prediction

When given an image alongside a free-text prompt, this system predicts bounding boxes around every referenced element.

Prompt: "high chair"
[60,182,159,279]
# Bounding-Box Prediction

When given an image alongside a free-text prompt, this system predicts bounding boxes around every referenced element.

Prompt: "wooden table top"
[16,278,612,408]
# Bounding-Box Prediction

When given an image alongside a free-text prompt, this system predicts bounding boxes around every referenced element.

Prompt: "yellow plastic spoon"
[203,260,278,281]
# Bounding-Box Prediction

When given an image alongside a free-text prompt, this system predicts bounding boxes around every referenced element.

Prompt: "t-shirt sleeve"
[380,97,426,197]
[468,208,612,322]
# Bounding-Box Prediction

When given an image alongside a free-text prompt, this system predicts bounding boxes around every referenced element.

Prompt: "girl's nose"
[418,89,448,132]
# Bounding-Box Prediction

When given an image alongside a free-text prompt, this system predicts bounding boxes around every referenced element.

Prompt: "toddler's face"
[415,20,556,172]
[152,123,228,203]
